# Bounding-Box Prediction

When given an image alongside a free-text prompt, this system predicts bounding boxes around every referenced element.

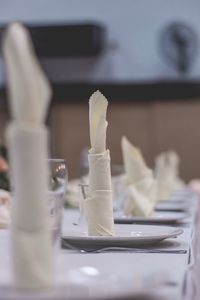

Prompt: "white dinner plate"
[155,201,189,212]
[62,224,183,250]
[114,211,189,225]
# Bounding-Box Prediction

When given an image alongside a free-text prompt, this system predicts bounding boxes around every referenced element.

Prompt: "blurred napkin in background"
[121,137,157,217]
[155,150,185,201]
[121,136,150,184]
[3,23,53,289]
[85,91,114,236]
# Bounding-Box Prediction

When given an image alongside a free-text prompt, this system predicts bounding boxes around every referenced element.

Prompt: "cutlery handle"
[61,240,187,254]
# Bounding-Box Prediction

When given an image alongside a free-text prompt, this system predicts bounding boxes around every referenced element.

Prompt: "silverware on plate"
[61,240,187,254]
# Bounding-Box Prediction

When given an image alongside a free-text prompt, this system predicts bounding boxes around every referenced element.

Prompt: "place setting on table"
[58,88,190,299]
[65,126,194,229]
[0,21,198,300]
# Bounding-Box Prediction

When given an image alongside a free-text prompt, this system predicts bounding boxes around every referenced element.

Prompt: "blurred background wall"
[0,0,200,181]
[0,0,200,82]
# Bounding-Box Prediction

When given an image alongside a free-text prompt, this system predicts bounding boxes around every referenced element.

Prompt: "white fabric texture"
[124,185,154,217]
[86,91,114,236]
[155,150,185,201]
[121,136,157,217]
[3,23,53,289]
[6,124,53,288]
[3,23,51,124]
[121,136,151,184]
[86,190,114,236]
[88,151,112,191]
[89,90,107,154]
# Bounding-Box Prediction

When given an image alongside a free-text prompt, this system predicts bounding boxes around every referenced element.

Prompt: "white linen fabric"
[124,186,153,217]
[88,151,112,192]
[85,91,114,236]
[155,150,185,201]
[121,136,157,217]
[89,90,107,154]
[121,136,151,184]
[3,23,51,124]
[3,23,53,288]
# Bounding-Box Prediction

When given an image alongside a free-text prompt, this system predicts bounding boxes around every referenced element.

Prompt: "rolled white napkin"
[89,90,107,154]
[3,23,53,289]
[155,150,185,200]
[7,124,50,231]
[121,136,157,217]
[0,189,11,228]
[85,91,114,236]
[89,151,111,191]
[6,122,53,289]
[86,190,113,235]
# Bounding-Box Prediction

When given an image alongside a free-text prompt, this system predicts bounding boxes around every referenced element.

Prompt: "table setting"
[0,21,200,300]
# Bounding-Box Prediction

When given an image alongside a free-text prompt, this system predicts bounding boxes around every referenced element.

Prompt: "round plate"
[114,211,189,225]
[155,202,189,212]
[62,224,183,250]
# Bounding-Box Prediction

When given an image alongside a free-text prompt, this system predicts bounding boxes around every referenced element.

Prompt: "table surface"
[60,207,194,299]
[0,193,199,300]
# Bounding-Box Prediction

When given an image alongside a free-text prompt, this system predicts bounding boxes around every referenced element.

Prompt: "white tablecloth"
[0,191,199,300]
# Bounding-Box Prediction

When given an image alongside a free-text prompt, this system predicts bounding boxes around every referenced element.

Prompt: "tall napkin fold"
[85,91,114,236]
[121,136,151,184]
[155,150,185,200]
[121,136,157,217]
[3,23,53,289]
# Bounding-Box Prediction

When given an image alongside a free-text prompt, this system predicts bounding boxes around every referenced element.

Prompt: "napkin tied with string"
[85,91,114,236]
[3,23,53,289]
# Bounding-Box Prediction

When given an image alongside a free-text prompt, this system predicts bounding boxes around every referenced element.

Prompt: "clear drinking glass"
[48,159,68,246]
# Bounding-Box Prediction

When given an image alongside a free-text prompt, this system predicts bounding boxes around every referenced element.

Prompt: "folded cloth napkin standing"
[121,136,157,217]
[0,189,11,228]
[85,91,114,236]
[121,136,151,185]
[3,23,53,289]
[155,150,185,201]
[124,185,154,217]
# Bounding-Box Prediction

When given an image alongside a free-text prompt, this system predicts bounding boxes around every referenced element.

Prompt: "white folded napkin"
[3,24,50,124]
[155,150,185,200]
[124,185,154,217]
[0,189,11,228]
[85,91,114,236]
[168,151,185,190]
[121,136,151,184]
[3,23,53,289]
[121,136,157,217]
